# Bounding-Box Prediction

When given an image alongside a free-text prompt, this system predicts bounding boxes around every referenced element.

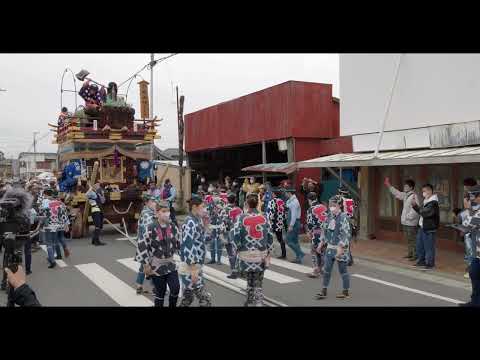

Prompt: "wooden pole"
[177,86,185,210]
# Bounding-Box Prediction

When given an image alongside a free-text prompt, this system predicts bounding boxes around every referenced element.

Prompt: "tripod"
[2,233,24,307]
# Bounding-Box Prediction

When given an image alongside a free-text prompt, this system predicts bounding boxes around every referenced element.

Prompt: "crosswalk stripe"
[117,257,184,298]
[205,253,300,284]
[76,263,153,306]
[117,258,140,272]
[269,258,313,274]
[39,245,68,268]
[352,274,464,304]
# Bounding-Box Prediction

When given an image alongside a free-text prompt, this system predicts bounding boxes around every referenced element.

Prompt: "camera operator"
[4,265,41,306]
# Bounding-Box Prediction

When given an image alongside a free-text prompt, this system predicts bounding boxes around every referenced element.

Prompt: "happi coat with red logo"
[39,198,70,232]
[306,200,328,250]
[232,209,274,273]
[220,203,243,240]
[266,198,287,233]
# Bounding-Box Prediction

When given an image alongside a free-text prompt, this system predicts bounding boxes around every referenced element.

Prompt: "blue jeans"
[464,233,476,266]
[416,228,436,267]
[286,220,304,261]
[322,249,350,290]
[43,231,58,265]
[469,258,480,305]
[209,230,223,262]
[136,264,145,286]
[55,230,68,257]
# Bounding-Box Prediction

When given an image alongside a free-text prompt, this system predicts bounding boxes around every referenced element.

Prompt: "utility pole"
[149,53,155,161]
[33,131,39,178]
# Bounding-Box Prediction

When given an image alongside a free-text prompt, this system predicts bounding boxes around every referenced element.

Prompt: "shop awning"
[298,146,480,168]
[241,162,297,174]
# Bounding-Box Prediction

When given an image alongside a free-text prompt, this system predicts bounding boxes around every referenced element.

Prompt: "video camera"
[0,190,32,306]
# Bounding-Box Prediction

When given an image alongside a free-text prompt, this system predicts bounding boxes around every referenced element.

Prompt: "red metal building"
[185,80,352,222]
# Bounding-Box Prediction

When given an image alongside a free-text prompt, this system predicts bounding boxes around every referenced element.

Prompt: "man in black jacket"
[4,266,41,307]
[411,184,440,271]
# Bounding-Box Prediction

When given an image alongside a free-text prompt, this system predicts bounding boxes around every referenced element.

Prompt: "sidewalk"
[299,234,468,280]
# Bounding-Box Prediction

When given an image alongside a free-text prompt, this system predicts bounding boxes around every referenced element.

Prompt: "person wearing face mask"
[458,185,480,307]
[242,177,260,202]
[220,193,243,279]
[285,188,305,264]
[306,192,328,278]
[134,194,158,295]
[135,199,181,307]
[384,177,420,261]
[315,195,352,300]
[411,184,440,271]
[266,188,287,259]
[205,191,225,265]
[179,195,212,307]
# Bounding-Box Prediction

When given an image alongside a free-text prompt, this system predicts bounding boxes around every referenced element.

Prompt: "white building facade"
[300,54,480,251]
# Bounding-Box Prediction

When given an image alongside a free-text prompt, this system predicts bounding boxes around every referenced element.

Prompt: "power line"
[118,53,179,89]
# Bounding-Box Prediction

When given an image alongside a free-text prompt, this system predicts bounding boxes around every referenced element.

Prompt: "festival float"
[51,69,160,238]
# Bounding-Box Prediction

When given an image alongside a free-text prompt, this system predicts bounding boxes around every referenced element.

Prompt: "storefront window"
[428,165,452,224]
[378,167,395,217]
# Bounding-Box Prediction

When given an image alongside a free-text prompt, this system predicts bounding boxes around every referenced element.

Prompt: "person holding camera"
[4,266,41,306]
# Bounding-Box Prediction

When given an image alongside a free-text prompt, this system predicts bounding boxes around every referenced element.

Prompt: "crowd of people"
[385,176,480,307]
[132,173,358,307]
[2,170,479,307]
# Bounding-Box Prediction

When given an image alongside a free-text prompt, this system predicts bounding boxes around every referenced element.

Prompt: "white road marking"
[352,274,464,304]
[76,263,153,306]
[117,257,182,298]
[40,245,68,268]
[116,237,136,241]
[205,253,300,284]
[169,255,286,307]
[117,258,140,272]
[269,258,313,274]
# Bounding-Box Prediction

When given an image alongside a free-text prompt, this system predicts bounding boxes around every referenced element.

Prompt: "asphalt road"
[0,226,472,307]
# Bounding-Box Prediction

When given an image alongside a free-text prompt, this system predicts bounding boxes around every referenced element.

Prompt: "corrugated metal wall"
[185,81,339,152]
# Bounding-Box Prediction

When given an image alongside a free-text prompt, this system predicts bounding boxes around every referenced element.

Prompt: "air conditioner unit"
[277,139,288,152]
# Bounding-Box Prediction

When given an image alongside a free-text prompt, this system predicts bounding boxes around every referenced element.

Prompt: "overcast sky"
[0,53,339,158]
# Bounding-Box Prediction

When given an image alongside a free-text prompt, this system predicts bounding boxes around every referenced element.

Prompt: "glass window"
[378,167,395,217]
[427,165,452,224]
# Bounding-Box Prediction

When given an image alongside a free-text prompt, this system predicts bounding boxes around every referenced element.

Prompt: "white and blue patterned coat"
[232,209,274,273]
[135,206,180,276]
[180,214,208,265]
[321,211,352,262]
[460,206,480,262]
[306,201,328,249]
[266,198,287,233]
[220,203,243,243]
